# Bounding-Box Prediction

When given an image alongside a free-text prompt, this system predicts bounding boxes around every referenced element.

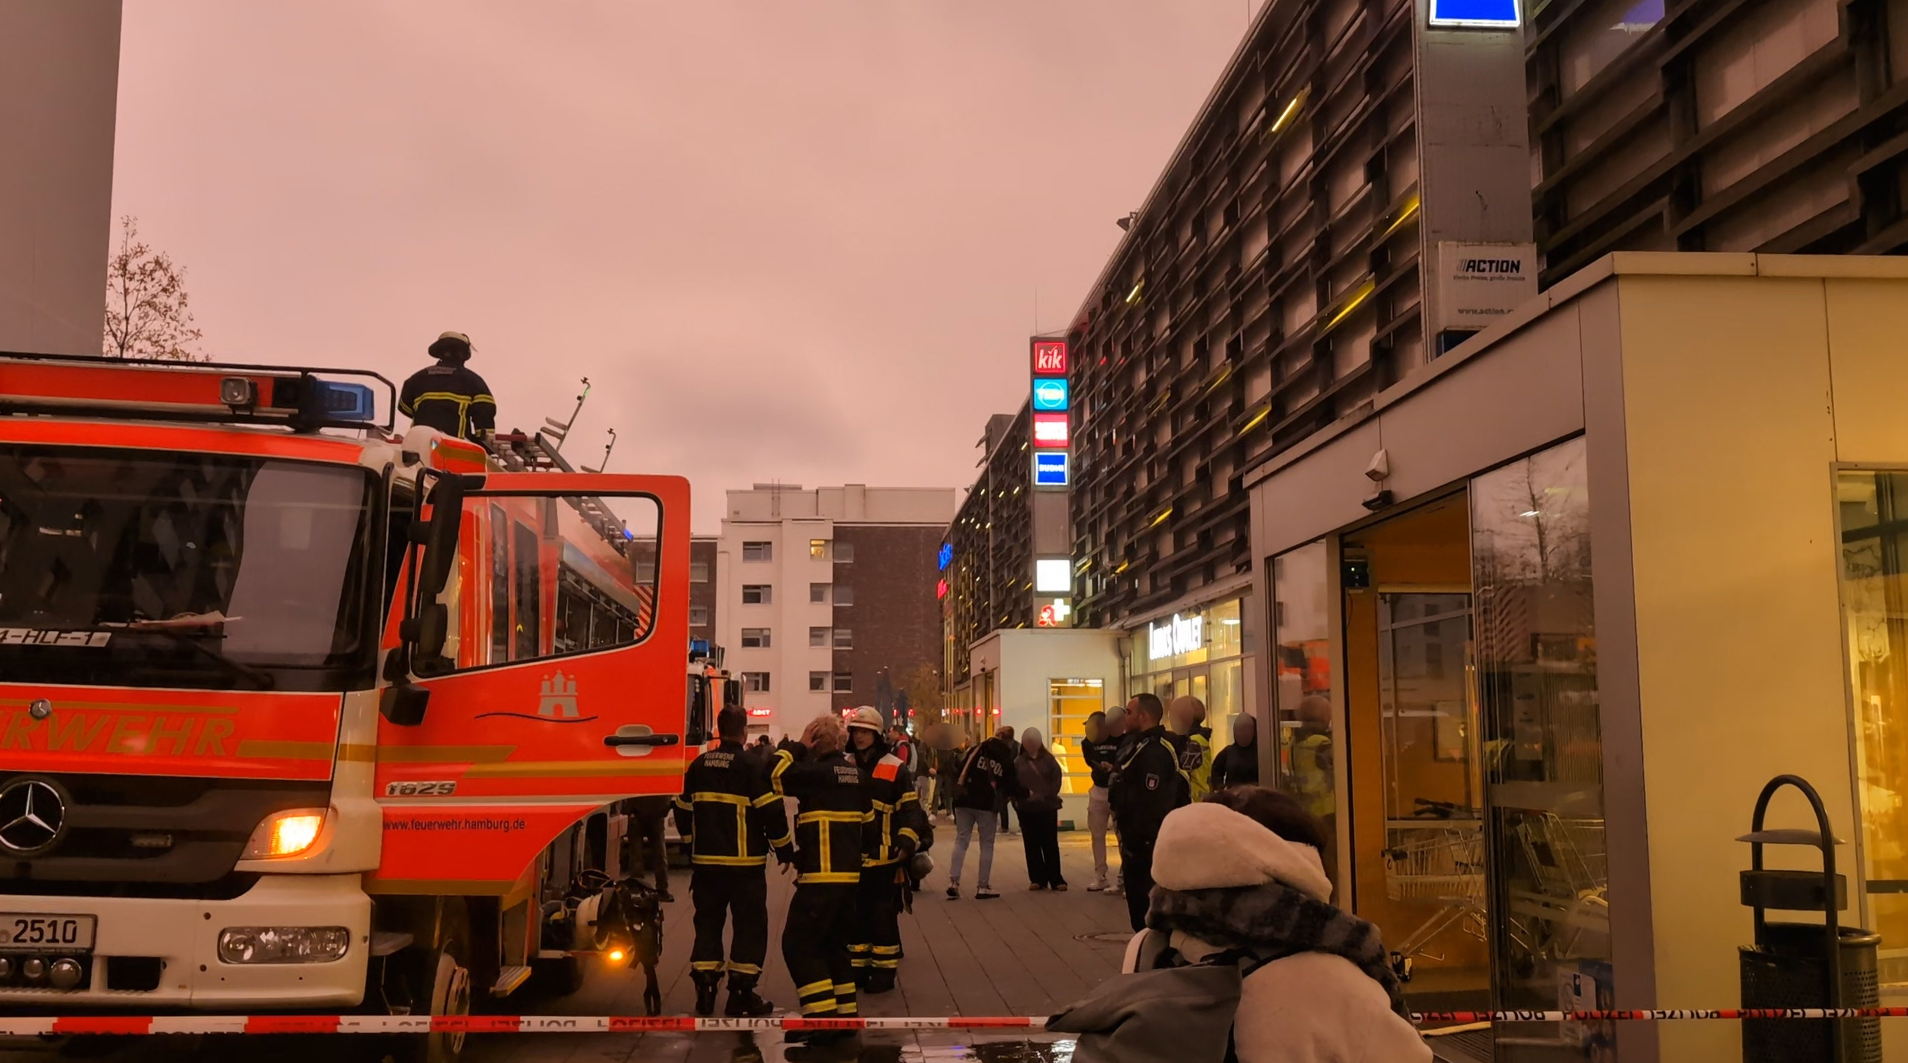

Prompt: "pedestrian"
[1169,695,1215,803]
[1080,708,1124,892]
[1123,788,1428,1062]
[673,706,793,1017]
[623,793,676,902]
[1210,713,1261,791]
[895,724,932,810]
[770,714,869,1048]
[1014,727,1067,891]
[398,331,496,444]
[1108,693,1188,932]
[998,724,1018,835]
[946,725,1016,900]
[846,708,926,993]
[934,740,965,816]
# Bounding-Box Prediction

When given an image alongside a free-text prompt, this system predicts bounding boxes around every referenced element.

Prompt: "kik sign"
[1032,340,1068,375]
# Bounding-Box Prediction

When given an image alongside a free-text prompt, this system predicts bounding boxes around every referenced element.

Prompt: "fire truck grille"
[0,773,332,900]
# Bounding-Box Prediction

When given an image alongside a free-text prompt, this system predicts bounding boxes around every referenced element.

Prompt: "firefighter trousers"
[848,864,902,985]
[689,865,769,985]
[781,883,859,1017]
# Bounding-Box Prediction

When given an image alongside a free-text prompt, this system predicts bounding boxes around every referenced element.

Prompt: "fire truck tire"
[383,900,471,1063]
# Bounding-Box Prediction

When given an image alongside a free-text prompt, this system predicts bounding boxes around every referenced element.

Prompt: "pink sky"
[111,2,1252,531]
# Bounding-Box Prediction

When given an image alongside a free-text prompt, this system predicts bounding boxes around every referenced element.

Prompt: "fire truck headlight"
[217,926,351,964]
[242,809,328,859]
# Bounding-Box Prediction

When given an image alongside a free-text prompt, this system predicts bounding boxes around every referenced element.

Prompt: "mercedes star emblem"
[0,779,68,855]
[27,699,52,720]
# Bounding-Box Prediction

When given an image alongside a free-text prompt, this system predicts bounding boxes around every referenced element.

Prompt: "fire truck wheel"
[423,947,472,1063]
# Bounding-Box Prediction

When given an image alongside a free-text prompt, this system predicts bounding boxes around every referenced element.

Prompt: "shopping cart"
[1384,819,1487,978]
[1507,813,1609,963]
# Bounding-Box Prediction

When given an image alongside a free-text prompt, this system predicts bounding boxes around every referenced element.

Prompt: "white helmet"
[847,706,884,733]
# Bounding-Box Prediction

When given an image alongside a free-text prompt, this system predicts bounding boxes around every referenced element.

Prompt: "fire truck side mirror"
[380,681,430,727]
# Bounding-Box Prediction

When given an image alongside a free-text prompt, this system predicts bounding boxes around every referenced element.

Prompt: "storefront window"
[1471,435,1613,1044]
[1050,679,1107,796]
[1273,543,1338,874]
[1838,470,1908,982]
[1128,596,1251,763]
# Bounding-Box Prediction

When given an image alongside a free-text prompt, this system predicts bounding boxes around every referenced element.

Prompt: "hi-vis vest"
[862,752,925,867]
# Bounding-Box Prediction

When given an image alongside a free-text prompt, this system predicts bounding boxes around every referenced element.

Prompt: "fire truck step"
[490,965,533,997]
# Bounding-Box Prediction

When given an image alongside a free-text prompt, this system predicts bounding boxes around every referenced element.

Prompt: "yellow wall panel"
[1826,278,1908,464]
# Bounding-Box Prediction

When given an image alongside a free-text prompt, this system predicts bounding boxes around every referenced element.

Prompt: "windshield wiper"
[130,627,277,691]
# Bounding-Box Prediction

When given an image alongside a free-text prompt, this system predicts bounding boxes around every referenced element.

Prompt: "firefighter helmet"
[846,706,885,733]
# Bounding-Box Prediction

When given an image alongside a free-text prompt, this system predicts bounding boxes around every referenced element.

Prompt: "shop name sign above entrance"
[1149,613,1203,659]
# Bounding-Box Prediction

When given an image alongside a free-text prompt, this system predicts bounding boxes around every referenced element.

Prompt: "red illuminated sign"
[1031,412,1070,447]
[936,578,949,600]
[1032,340,1068,375]
[1037,605,1059,627]
[747,707,772,717]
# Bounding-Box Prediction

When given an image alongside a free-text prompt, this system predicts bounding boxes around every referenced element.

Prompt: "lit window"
[810,582,830,603]
[809,626,831,647]
[833,628,854,650]
[810,539,828,559]
[743,541,772,562]
[743,672,770,693]
[741,628,771,648]
[742,584,772,604]
[834,585,855,607]
[809,671,829,692]
[833,672,853,693]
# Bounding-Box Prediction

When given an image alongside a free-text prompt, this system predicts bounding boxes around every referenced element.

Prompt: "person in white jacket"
[1121,788,1430,1063]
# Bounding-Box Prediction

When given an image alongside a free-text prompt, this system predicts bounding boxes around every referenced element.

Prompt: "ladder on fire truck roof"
[490,428,630,552]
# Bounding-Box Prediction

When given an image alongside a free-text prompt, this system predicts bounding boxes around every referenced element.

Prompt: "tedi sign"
[1149,613,1203,659]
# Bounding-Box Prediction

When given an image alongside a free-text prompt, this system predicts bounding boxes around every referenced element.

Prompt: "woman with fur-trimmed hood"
[1122,787,1430,1063]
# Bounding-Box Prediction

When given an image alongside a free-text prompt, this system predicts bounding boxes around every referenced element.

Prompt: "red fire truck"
[0,353,692,1059]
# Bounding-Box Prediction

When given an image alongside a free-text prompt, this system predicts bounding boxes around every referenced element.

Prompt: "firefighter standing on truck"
[398,330,496,443]
[673,705,793,1018]
[845,706,928,994]
[770,713,870,1049]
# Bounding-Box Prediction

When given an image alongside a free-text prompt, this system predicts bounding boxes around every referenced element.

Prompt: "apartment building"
[717,484,955,737]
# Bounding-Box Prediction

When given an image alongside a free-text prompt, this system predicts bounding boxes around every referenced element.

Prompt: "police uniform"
[771,746,870,1021]
[673,738,793,1014]
[398,336,496,443]
[848,735,927,991]
[1108,724,1188,932]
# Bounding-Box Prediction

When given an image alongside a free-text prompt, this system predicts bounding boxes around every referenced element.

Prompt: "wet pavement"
[0,825,1128,1063]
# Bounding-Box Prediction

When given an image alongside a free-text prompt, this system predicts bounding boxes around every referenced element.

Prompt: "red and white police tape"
[6,1010,1908,1036]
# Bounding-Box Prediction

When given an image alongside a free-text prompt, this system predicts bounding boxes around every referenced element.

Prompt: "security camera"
[1364,449,1389,482]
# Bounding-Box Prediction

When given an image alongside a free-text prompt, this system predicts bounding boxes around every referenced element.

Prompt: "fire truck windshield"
[0,446,379,691]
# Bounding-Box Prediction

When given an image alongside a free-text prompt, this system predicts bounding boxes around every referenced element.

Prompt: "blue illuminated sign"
[1033,451,1069,487]
[937,542,954,571]
[1427,0,1519,25]
[1032,378,1069,412]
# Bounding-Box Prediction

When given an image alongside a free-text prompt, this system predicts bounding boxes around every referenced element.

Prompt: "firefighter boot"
[692,971,722,1017]
[724,974,775,1018]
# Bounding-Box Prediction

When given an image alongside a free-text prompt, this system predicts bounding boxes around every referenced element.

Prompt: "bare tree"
[103,216,204,361]
[897,663,945,729]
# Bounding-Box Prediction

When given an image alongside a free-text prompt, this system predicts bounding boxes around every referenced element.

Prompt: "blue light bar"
[314,380,377,422]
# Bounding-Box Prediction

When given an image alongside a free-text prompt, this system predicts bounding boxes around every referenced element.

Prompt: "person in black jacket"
[1210,713,1261,792]
[1080,709,1124,892]
[770,714,870,1045]
[1108,693,1189,931]
[946,726,1018,900]
[673,706,794,1018]
[845,707,927,993]
[398,331,496,444]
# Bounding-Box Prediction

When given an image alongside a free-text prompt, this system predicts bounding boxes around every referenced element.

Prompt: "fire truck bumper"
[0,874,370,1009]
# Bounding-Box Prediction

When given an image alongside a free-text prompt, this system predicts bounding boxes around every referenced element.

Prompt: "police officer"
[673,706,793,1018]
[1108,692,1188,932]
[771,713,870,1047]
[844,707,926,994]
[398,331,496,444]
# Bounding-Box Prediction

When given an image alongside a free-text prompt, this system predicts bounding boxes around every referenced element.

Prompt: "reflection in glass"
[1471,435,1612,1056]
[1838,471,1908,985]
[1273,542,1337,874]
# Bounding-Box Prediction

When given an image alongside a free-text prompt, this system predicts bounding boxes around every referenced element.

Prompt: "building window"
[743,541,772,562]
[809,671,829,692]
[689,605,710,626]
[834,585,855,606]
[810,582,830,603]
[741,628,771,648]
[809,626,831,647]
[742,584,772,604]
[633,562,657,582]
[743,672,770,693]
[690,561,710,583]
[833,672,853,693]
[833,628,854,649]
[834,541,855,563]
[810,538,829,559]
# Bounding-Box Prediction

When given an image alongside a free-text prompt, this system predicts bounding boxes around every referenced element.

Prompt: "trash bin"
[1737,774,1881,1063]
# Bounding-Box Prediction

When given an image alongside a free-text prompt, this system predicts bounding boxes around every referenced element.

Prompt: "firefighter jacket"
[853,738,927,867]
[1108,725,1190,850]
[770,747,870,885]
[398,361,497,443]
[673,739,793,867]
